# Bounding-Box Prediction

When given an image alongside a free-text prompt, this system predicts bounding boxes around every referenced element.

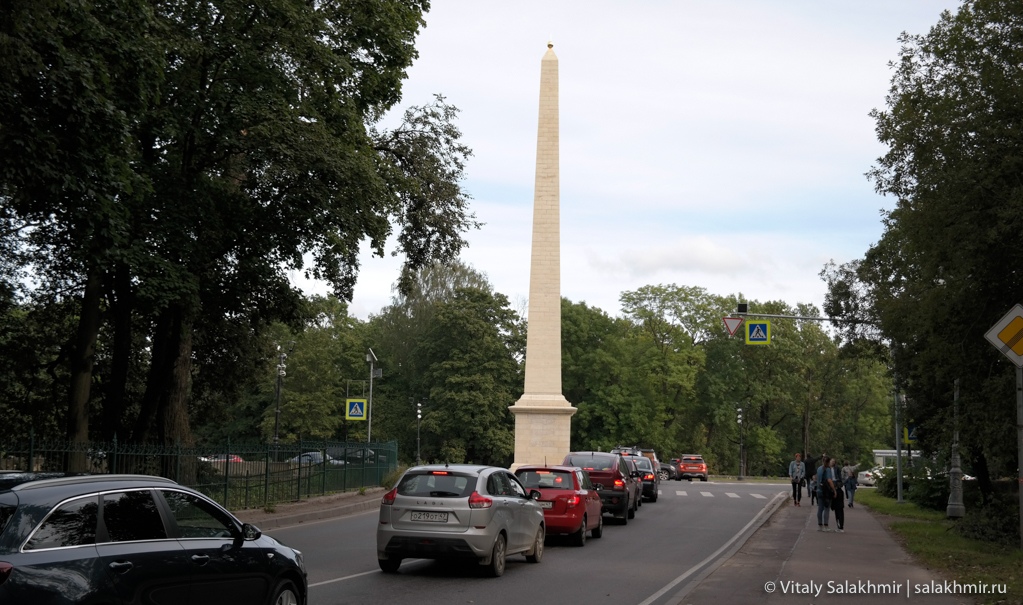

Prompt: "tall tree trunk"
[103,263,134,441]
[131,309,173,445]
[66,267,102,471]
[158,301,197,482]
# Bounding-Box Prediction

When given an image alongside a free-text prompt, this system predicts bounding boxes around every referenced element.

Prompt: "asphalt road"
[268,480,788,605]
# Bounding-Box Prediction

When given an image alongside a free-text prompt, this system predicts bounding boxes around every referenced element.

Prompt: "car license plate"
[410,511,448,522]
[540,501,553,509]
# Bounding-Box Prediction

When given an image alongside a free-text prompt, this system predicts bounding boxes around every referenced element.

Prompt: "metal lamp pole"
[272,347,288,445]
[366,348,378,443]
[416,401,422,466]
[737,406,744,480]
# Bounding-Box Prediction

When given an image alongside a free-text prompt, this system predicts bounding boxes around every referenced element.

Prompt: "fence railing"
[0,436,399,511]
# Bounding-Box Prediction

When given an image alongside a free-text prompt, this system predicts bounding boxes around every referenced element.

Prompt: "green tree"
[420,288,523,466]
[824,0,1023,489]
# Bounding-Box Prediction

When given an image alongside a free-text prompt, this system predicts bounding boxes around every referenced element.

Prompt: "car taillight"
[0,562,11,586]
[565,495,579,508]
[468,491,493,509]
[613,479,625,491]
[644,473,655,481]
[381,487,397,505]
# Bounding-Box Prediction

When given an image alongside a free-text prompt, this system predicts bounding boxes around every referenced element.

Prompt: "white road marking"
[638,492,788,605]
[726,492,740,498]
[700,491,713,497]
[310,569,378,587]
[676,490,688,496]
[751,493,767,499]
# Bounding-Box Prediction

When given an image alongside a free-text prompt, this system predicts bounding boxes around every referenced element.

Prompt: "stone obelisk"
[510,42,576,469]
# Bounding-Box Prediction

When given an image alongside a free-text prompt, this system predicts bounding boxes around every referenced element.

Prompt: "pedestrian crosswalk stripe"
[726,492,739,498]
[675,490,687,496]
[701,492,713,497]
[750,493,766,499]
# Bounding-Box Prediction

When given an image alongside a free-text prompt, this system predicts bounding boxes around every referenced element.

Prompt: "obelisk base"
[509,400,576,471]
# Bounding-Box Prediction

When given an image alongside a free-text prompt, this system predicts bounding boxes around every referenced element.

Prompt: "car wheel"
[700,476,707,482]
[270,580,300,605]
[591,512,603,538]
[572,516,587,547]
[486,534,507,577]
[659,470,669,481]
[618,502,629,525]
[627,497,636,519]
[378,557,401,573]
[651,491,658,503]
[526,526,545,562]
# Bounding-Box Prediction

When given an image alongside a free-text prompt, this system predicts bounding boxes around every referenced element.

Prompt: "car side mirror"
[242,523,262,540]
[631,471,642,478]
[593,483,604,490]
[528,489,542,500]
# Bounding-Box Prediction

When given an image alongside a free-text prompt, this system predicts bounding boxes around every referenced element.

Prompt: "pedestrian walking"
[831,459,845,532]
[788,453,806,506]
[808,474,818,505]
[842,461,859,507]
[816,455,836,531]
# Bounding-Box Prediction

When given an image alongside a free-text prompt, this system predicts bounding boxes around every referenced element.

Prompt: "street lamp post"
[366,348,378,443]
[737,406,744,480]
[272,346,288,445]
[416,400,422,466]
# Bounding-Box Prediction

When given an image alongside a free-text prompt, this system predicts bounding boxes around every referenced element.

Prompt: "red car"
[515,465,603,546]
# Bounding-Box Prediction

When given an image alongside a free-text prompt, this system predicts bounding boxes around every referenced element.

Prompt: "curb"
[235,490,385,531]
[662,490,790,604]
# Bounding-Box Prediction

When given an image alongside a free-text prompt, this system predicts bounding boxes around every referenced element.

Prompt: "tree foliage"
[824,0,1023,489]
[0,1,478,461]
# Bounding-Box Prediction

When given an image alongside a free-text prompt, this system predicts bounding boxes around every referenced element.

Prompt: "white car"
[857,466,886,486]
[377,464,545,577]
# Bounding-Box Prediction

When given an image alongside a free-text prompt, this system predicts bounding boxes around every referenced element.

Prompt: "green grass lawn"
[858,489,1022,605]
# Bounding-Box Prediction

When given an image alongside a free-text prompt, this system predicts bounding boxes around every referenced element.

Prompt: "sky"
[296,1,963,320]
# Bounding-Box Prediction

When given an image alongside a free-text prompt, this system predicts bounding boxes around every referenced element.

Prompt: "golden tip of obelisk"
[547,40,553,49]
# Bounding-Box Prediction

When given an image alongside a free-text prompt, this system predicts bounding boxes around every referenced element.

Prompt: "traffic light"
[737,303,748,314]
[737,407,743,424]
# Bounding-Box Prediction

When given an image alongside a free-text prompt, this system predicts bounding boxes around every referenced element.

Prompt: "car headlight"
[292,548,306,572]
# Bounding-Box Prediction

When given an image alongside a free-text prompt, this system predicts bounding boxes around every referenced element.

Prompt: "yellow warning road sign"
[985,304,1023,367]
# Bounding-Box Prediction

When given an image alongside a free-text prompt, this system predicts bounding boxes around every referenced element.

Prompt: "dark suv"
[624,455,660,502]
[0,472,308,604]
[562,452,638,524]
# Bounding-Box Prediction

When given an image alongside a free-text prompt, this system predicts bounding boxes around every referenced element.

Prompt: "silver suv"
[376,464,545,577]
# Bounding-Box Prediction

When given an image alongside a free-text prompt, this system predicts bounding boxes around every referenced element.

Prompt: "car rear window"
[631,457,654,471]
[516,470,574,490]
[26,495,98,550]
[564,454,614,470]
[0,493,15,537]
[397,471,475,498]
[684,457,704,463]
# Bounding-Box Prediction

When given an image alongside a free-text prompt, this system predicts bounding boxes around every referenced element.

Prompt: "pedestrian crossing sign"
[745,321,770,345]
[346,398,367,421]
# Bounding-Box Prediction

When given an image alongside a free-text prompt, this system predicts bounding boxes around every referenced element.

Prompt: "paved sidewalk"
[233,487,385,531]
[679,499,972,605]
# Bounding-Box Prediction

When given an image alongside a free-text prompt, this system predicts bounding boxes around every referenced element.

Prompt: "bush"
[953,491,1020,548]
[381,465,407,489]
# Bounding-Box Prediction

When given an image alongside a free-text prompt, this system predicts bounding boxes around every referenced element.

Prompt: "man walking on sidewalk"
[788,452,806,506]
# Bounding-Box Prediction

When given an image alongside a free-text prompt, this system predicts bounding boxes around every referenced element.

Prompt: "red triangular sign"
[723,316,744,336]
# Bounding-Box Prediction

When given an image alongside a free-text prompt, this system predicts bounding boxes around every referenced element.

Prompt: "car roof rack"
[7,474,178,492]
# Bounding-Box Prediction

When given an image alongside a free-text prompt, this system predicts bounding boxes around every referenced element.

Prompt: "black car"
[0,472,307,605]
[624,455,660,502]
[658,462,678,481]
[562,452,639,524]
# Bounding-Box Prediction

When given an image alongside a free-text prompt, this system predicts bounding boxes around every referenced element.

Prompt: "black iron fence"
[0,435,398,511]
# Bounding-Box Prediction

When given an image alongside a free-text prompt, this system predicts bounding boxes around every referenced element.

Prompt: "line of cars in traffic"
[375,446,697,577]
